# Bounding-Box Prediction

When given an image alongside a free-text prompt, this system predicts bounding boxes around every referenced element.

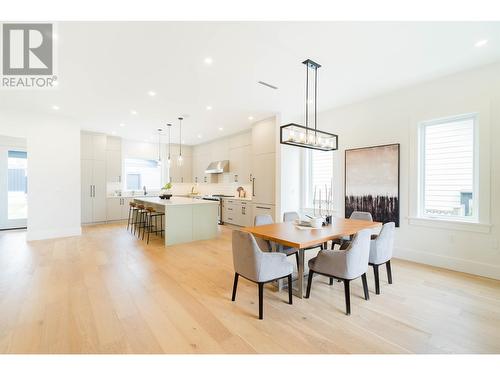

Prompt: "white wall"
[280,62,500,279]
[0,110,82,240]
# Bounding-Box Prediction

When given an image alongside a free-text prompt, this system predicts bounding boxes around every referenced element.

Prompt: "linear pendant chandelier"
[280,59,338,151]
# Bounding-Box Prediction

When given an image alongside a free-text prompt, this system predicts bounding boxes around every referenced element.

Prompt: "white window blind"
[306,149,333,206]
[421,115,476,220]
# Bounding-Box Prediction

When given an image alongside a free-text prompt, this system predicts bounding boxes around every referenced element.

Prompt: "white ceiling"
[1,21,500,145]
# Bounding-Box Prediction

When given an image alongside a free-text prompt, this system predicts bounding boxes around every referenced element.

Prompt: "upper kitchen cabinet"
[251,152,275,205]
[168,144,193,183]
[251,117,276,155]
[229,131,251,149]
[229,144,252,183]
[105,136,122,183]
[210,138,229,161]
[81,132,107,161]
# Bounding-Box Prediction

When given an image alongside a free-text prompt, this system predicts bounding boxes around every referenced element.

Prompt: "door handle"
[90,185,93,197]
[256,206,270,210]
[93,185,95,197]
[252,178,255,196]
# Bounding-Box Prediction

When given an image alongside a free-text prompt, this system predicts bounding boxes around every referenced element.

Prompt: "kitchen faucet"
[143,186,147,195]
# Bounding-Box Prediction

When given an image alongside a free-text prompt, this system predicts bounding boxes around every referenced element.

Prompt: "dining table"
[243,217,382,298]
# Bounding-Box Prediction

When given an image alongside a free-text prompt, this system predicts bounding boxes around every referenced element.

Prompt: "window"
[305,149,334,207]
[419,114,477,221]
[7,150,28,220]
[123,158,161,191]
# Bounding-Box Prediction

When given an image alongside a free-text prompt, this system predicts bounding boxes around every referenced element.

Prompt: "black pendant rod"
[167,123,171,161]
[305,62,309,139]
[314,65,318,142]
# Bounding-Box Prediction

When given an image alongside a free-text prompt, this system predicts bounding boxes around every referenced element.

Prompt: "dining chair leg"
[231,273,239,301]
[386,260,393,284]
[373,264,380,295]
[343,280,351,315]
[329,277,334,285]
[361,273,369,300]
[294,252,299,270]
[305,271,314,298]
[287,274,293,305]
[258,282,264,320]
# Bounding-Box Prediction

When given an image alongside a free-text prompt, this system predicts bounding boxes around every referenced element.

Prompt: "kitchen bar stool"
[134,204,147,237]
[127,202,139,232]
[142,206,165,244]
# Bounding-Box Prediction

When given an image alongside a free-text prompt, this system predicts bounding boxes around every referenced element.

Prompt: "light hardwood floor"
[0,223,499,354]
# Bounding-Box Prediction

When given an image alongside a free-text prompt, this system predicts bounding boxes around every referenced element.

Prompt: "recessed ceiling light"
[52,105,60,110]
[119,123,125,127]
[218,127,223,131]
[148,91,156,97]
[130,110,138,115]
[475,39,488,47]
[248,116,254,121]
[197,134,203,139]
[206,105,212,110]
[204,57,213,65]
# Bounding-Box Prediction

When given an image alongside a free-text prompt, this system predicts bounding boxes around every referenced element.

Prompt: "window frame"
[418,112,479,223]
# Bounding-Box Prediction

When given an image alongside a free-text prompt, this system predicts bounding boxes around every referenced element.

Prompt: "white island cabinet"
[133,197,219,246]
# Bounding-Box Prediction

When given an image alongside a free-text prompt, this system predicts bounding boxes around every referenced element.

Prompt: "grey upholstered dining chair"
[331,211,373,250]
[231,230,293,319]
[369,222,395,294]
[254,214,300,269]
[306,229,371,315]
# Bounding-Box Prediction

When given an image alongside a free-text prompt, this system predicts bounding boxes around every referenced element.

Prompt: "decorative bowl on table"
[309,217,323,228]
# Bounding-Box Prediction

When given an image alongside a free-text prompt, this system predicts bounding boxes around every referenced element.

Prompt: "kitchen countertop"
[133,196,219,206]
[221,196,252,201]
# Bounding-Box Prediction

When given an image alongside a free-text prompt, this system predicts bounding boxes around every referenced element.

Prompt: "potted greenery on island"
[159,182,173,199]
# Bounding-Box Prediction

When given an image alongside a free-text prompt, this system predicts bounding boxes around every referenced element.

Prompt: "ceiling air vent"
[258,81,278,90]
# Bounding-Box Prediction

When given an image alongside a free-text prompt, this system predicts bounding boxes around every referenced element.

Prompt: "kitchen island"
[133,197,219,246]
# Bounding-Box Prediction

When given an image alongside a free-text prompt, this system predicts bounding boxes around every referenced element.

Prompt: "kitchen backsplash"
[107,181,252,198]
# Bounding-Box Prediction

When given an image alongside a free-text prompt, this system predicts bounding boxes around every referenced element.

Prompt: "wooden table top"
[242,218,382,249]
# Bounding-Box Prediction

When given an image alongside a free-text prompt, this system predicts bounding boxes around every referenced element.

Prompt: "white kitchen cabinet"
[81,159,93,224]
[81,133,107,161]
[106,149,122,183]
[229,144,252,183]
[251,118,276,155]
[81,131,107,224]
[222,199,252,227]
[106,198,123,221]
[106,197,133,221]
[81,159,106,224]
[251,152,275,205]
[252,203,275,224]
[192,155,216,184]
[169,156,192,183]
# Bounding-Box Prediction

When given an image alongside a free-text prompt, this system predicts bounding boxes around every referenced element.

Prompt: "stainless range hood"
[205,160,229,174]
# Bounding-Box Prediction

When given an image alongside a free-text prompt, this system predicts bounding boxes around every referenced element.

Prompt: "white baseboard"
[26,226,82,241]
[394,246,500,280]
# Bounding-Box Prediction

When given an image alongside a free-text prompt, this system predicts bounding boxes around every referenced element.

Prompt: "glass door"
[0,147,27,229]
